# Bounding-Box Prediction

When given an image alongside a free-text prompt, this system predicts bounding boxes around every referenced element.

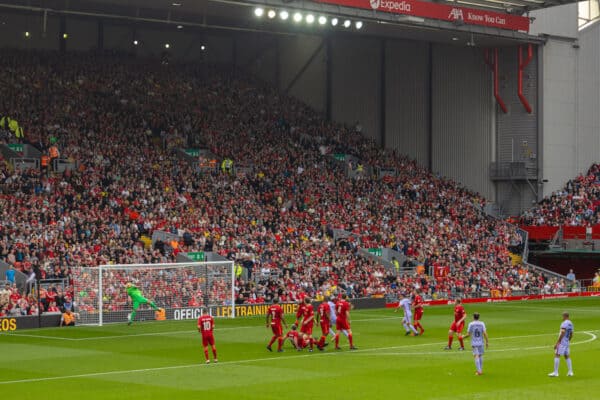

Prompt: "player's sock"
[475,357,481,372]
[480,356,484,371]
[319,336,326,347]
[342,330,349,338]
[268,336,277,348]
[553,357,560,374]
[410,324,418,335]
[334,333,340,348]
[566,358,573,373]
[458,336,465,348]
[277,337,283,351]
[212,346,218,359]
[448,335,454,347]
[130,310,137,322]
[329,330,336,338]
[416,322,424,334]
[149,301,160,311]
[204,349,209,361]
[309,338,314,350]
[348,333,354,347]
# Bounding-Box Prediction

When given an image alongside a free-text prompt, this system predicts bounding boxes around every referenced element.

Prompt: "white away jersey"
[467,321,487,347]
[559,320,574,347]
[399,298,412,315]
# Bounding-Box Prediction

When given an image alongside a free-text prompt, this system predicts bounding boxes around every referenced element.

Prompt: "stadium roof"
[0,0,571,44]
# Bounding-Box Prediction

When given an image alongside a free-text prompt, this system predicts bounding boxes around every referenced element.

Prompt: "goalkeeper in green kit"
[125,282,163,325]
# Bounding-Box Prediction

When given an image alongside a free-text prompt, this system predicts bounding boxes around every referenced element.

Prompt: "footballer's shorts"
[202,334,215,347]
[450,321,464,333]
[336,319,350,331]
[555,344,570,356]
[472,345,484,356]
[300,323,313,335]
[271,323,283,336]
[132,297,150,310]
[414,309,423,321]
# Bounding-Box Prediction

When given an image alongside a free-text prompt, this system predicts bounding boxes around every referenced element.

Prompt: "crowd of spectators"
[520,163,600,226]
[0,50,562,314]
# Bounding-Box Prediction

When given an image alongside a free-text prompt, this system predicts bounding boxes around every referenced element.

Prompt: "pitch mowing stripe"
[1,331,597,385]
[491,304,600,314]
[3,316,402,342]
[356,332,597,356]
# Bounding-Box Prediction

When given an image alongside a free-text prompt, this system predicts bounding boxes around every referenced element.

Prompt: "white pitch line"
[3,316,402,342]
[1,331,597,385]
[491,303,600,314]
[0,333,80,341]
[356,332,598,356]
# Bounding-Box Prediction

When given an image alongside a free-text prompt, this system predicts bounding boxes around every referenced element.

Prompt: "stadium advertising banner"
[174,303,300,320]
[314,0,530,32]
[0,315,63,331]
[386,291,600,308]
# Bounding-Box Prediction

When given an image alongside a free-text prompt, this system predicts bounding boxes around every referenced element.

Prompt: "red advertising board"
[314,0,530,32]
[386,291,600,308]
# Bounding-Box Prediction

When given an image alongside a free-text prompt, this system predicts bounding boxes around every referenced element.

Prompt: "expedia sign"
[0,318,17,331]
[316,0,530,32]
[0,315,62,330]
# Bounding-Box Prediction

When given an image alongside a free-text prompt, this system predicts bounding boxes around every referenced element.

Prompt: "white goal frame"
[74,261,236,326]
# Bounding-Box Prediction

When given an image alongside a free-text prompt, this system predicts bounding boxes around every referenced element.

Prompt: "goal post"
[72,261,236,326]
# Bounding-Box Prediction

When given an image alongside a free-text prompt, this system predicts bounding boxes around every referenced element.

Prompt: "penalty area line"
[355,332,598,357]
[1,332,596,385]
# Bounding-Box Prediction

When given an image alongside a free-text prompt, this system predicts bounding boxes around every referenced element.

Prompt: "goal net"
[72,261,235,325]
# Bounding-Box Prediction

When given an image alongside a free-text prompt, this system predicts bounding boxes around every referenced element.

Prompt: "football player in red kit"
[412,289,425,335]
[316,299,332,350]
[197,308,218,364]
[445,298,467,350]
[299,297,316,351]
[334,294,357,350]
[266,298,287,352]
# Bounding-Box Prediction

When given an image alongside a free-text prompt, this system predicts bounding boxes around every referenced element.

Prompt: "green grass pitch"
[2,298,599,399]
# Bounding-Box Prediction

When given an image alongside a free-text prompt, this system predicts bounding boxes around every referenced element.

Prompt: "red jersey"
[454,305,466,323]
[296,303,306,320]
[198,315,214,336]
[268,304,284,325]
[413,295,423,310]
[335,300,351,323]
[286,330,299,342]
[302,304,314,325]
[317,302,330,323]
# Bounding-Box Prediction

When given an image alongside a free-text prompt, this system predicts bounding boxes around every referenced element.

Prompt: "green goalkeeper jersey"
[127,285,144,301]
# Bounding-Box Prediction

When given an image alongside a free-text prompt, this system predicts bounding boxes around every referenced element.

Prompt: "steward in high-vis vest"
[391,257,400,274]
[49,145,60,160]
[234,263,243,278]
[221,158,233,175]
[0,116,8,130]
[41,154,50,171]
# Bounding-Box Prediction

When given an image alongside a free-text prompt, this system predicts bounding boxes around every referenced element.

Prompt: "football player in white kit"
[395,293,419,336]
[548,312,574,377]
[464,312,489,375]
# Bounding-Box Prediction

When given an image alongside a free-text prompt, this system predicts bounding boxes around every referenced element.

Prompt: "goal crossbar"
[73,261,236,326]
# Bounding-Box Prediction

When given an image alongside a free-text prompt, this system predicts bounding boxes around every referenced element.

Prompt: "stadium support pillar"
[326,36,332,121]
[379,39,386,147]
[59,16,66,54]
[97,20,104,51]
[518,44,533,114]
[427,43,433,172]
